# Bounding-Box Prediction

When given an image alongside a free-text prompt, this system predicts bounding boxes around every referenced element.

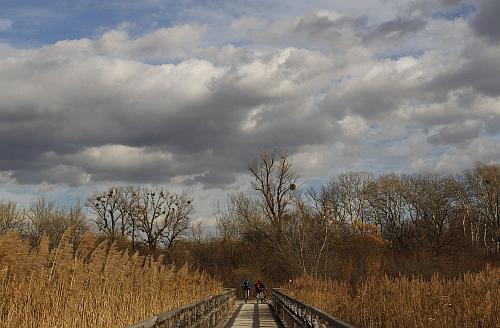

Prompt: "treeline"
[207,151,499,286]
[0,197,87,249]
[0,188,194,258]
[0,150,498,288]
[138,151,498,290]
[86,187,193,255]
[1,150,497,327]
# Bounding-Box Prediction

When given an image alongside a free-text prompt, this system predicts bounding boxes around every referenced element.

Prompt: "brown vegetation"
[282,267,500,328]
[0,150,498,326]
[0,229,222,328]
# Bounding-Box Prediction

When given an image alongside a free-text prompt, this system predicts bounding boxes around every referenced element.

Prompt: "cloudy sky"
[0,0,499,223]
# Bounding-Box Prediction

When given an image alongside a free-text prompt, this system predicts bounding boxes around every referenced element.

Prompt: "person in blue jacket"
[242,279,251,303]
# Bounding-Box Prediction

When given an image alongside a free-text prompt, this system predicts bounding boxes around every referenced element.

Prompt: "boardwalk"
[224,301,280,328]
[127,289,355,328]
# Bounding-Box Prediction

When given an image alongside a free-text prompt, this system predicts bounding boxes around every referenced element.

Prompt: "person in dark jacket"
[242,279,251,303]
[254,280,267,303]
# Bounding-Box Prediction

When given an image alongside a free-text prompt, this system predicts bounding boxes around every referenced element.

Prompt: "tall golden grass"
[0,229,223,327]
[282,266,500,328]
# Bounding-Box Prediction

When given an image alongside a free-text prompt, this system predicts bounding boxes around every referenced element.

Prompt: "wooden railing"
[271,288,356,328]
[126,288,236,328]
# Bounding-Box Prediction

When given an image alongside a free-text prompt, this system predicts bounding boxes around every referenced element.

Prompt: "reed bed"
[0,229,223,327]
[282,266,500,328]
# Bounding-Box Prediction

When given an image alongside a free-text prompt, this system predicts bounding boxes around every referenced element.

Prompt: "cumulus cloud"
[0,1,499,195]
[0,30,339,187]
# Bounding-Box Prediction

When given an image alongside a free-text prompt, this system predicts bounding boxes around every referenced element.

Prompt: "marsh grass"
[0,229,223,327]
[282,266,500,328]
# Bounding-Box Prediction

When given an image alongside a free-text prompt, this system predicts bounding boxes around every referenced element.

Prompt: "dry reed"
[0,230,223,327]
[282,266,500,328]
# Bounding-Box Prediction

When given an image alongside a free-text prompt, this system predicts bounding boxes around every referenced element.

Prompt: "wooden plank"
[224,301,279,328]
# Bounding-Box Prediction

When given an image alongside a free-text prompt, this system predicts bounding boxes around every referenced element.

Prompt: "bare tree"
[282,194,338,277]
[248,149,297,233]
[366,174,415,250]
[403,173,460,255]
[215,192,265,242]
[191,221,205,244]
[27,197,88,249]
[134,188,193,254]
[330,172,374,229]
[463,163,500,252]
[247,149,305,277]
[160,192,193,249]
[0,201,24,235]
[87,187,129,240]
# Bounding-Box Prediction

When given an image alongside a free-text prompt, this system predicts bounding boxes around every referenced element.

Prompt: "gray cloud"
[426,44,500,98]
[427,120,481,145]
[0,37,337,187]
[295,11,365,39]
[363,18,427,43]
[1,6,499,192]
[440,0,465,6]
[471,0,500,42]
[434,138,500,173]
[404,0,467,18]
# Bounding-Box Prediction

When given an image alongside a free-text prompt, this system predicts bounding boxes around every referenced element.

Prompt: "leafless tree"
[327,172,374,229]
[191,221,205,244]
[87,187,129,240]
[0,200,24,235]
[134,188,193,254]
[463,163,500,252]
[27,197,88,249]
[365,174,415,250]
[248,149,297,233]
[216,192,265,242]
[283,194,338,276]
[403,174,460,255]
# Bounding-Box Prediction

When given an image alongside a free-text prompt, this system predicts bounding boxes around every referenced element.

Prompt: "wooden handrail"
[271,288,357,328]
[126,288,236,328]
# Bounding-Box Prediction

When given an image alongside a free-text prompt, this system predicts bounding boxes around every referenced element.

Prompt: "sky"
[0,0,499,225]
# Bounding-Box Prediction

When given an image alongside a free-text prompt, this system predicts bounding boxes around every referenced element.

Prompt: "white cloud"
[339,115,369,138]
[1,1,500,220]
[97,24,207,61]
[435,138,500,172]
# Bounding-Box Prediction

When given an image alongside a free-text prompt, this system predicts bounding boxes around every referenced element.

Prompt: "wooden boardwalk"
[224,301,280,328]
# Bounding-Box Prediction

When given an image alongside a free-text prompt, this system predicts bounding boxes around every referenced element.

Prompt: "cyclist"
[242,279,251,303]
[254,279,267,304]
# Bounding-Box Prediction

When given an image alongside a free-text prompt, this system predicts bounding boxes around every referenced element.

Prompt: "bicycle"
[256,290,268,304]
[243,288,250,303]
